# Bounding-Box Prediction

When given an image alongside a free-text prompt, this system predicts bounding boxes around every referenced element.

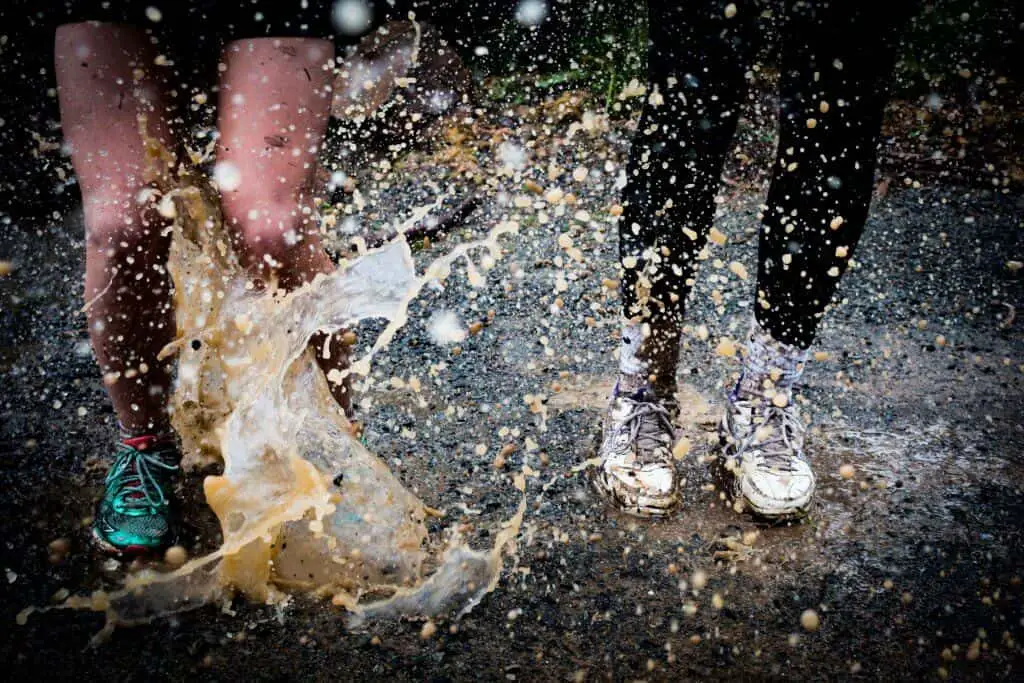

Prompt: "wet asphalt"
[1,109,1023,681]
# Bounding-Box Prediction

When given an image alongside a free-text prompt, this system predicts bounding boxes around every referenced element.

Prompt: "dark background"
[1,0,1020,229]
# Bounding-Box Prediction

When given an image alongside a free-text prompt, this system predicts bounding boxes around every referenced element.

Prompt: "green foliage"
[565,2,648,101]
[438,0,1017,103]
[440,0,646,104]
[892,0,1021,99]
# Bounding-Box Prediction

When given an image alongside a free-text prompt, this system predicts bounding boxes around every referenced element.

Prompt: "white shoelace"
[727,323,809,472]
[729,393,806,472]
[617,396,674,464]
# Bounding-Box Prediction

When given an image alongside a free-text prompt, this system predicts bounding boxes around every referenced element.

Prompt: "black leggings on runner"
[620,0,917,353]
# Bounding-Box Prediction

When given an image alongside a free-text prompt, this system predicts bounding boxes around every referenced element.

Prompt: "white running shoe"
[594,383,679,517]
[717,323,815,519]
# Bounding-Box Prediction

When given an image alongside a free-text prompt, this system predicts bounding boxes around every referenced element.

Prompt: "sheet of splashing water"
[33,124,525,642]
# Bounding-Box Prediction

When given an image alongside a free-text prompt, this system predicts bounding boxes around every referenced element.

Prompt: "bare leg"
[55,23,177,435]
[215,37,350,413]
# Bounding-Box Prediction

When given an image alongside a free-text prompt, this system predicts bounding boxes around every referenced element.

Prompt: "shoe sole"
[740,497,814,524]
[91,526,172,559]
[591,468,678,518]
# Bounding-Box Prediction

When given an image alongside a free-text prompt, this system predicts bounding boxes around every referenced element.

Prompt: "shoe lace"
[106,443,178,511]
[731,392,805,473]
[620,395,675,462]
[726,327,809,472]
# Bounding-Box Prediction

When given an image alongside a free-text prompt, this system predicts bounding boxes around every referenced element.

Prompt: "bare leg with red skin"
[55,23,177,437]
[216,38,352,415]
[56,28,351,555]
[55,23,183,554]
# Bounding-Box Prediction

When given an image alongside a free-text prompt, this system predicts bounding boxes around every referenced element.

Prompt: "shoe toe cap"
[742,460,816,516]
[605,461,675,495]
[595,460,678,516]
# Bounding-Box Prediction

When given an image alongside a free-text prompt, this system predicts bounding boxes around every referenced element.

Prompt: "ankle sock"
[735,319,809,398]
[618,320,681,395]
[118,421,174,445]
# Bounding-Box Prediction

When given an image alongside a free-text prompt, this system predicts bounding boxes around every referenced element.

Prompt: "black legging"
[620,0,917,352]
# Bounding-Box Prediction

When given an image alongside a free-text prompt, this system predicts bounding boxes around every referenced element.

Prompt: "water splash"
[29,120,524,643]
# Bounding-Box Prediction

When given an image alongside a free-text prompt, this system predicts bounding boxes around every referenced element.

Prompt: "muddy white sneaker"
[717,323,815,519]
[594,382,679,517]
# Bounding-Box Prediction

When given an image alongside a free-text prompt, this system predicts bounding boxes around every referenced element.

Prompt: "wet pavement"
[1,109,1023,681]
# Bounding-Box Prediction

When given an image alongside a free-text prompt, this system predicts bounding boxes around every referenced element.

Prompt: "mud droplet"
[672,437,691,461]
[164,545,187,567]
[728,261,749,280]
[420,620,437,639]
[800,609,820,631]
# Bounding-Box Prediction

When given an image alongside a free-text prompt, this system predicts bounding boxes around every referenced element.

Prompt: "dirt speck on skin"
[1,93,1023,681]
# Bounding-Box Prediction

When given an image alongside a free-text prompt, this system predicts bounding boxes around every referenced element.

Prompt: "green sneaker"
[92,434,180,556]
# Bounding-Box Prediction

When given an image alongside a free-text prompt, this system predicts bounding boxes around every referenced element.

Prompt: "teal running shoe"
[92,435,180,556]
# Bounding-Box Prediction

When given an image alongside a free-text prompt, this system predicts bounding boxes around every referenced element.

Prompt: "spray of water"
[23,118,525,644]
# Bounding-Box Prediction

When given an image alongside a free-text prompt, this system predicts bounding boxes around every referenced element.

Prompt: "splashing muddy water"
[24,123,525,641]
